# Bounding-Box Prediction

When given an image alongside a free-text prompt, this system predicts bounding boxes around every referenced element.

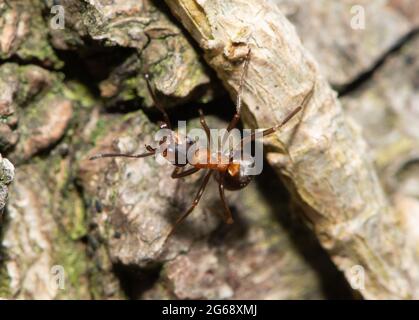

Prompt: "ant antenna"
[144,74,172,130]
[89,151,155,161]
[236,48,252,115]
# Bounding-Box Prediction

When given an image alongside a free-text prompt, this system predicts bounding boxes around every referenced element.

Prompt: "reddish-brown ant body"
[90,51,312,237]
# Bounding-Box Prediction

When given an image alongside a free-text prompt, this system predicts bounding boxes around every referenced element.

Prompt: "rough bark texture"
[1,0,418,299]
[0,62,124,298]
[272,0,418,88]
[142,178,349,300]
[0,154,13,214]
[164,0,418,299]
[57,0,215,108]
[0,0,62,67]
[0,63,76,163]
[0,4,335,296]
[0,154,14,297]
[78,112,222,267]
[342,35,419,187]
[341,34,419,289]
[78,114,340,299]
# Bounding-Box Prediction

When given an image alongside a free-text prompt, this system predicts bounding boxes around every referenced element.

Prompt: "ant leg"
[198,109,212,156]
[89,150,155,161]
[218,173,234,224]
[239,83,315,146]
[239,87,314,146]
[261,105,303,136]
[145,145,156,152]
[144,74,172,130]
[198,109,211,143]
[238,106,302,148]
[167,170,213,237]
[222,50,251,151]
[227,49,252,132]
[171,166,200,179]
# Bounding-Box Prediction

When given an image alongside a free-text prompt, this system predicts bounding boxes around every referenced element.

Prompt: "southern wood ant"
[90,51,313,237]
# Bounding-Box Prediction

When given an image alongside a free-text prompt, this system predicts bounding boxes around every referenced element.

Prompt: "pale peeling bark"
[0,154,14,215]
[164,0,418,299]
[272,0,418,87]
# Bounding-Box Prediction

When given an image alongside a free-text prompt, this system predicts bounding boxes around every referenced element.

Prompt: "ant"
[90,50,313,238]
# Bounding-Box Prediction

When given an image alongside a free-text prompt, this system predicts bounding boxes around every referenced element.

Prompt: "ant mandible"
[90,50,313,237]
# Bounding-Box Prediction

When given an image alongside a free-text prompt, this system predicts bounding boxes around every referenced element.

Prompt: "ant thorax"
[191,148,230,171]
[157,128,258,176]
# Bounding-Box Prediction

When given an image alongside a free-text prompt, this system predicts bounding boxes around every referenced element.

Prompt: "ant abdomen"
[215,154,255,190]
[217,168,253,191]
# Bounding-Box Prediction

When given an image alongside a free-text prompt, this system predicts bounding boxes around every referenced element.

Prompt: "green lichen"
[63,82,96,109]
[66,191,88,241]
[121,76,142,101]
[53,235,90,299]
[2,1,63,68]
[90,118,109,145]
[0,211,11,298]
[28,157,91,298]
[0,262,11,298]
[0,241,11,298]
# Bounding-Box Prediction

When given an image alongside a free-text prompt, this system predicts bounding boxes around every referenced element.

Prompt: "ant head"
[156,122,171,148]
[160,133,194,167]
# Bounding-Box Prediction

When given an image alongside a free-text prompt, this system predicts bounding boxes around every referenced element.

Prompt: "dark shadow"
[112,262,163,299]
[55,41,137,98]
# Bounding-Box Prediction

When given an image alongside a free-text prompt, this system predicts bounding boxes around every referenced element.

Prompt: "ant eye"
[186,136,194,146]
[163,142,188,167]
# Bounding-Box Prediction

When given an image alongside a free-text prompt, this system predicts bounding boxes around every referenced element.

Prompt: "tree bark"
[1,0,335,299]
[0,154,13,215]
[1,0,418,300]
[164,0,418,299]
